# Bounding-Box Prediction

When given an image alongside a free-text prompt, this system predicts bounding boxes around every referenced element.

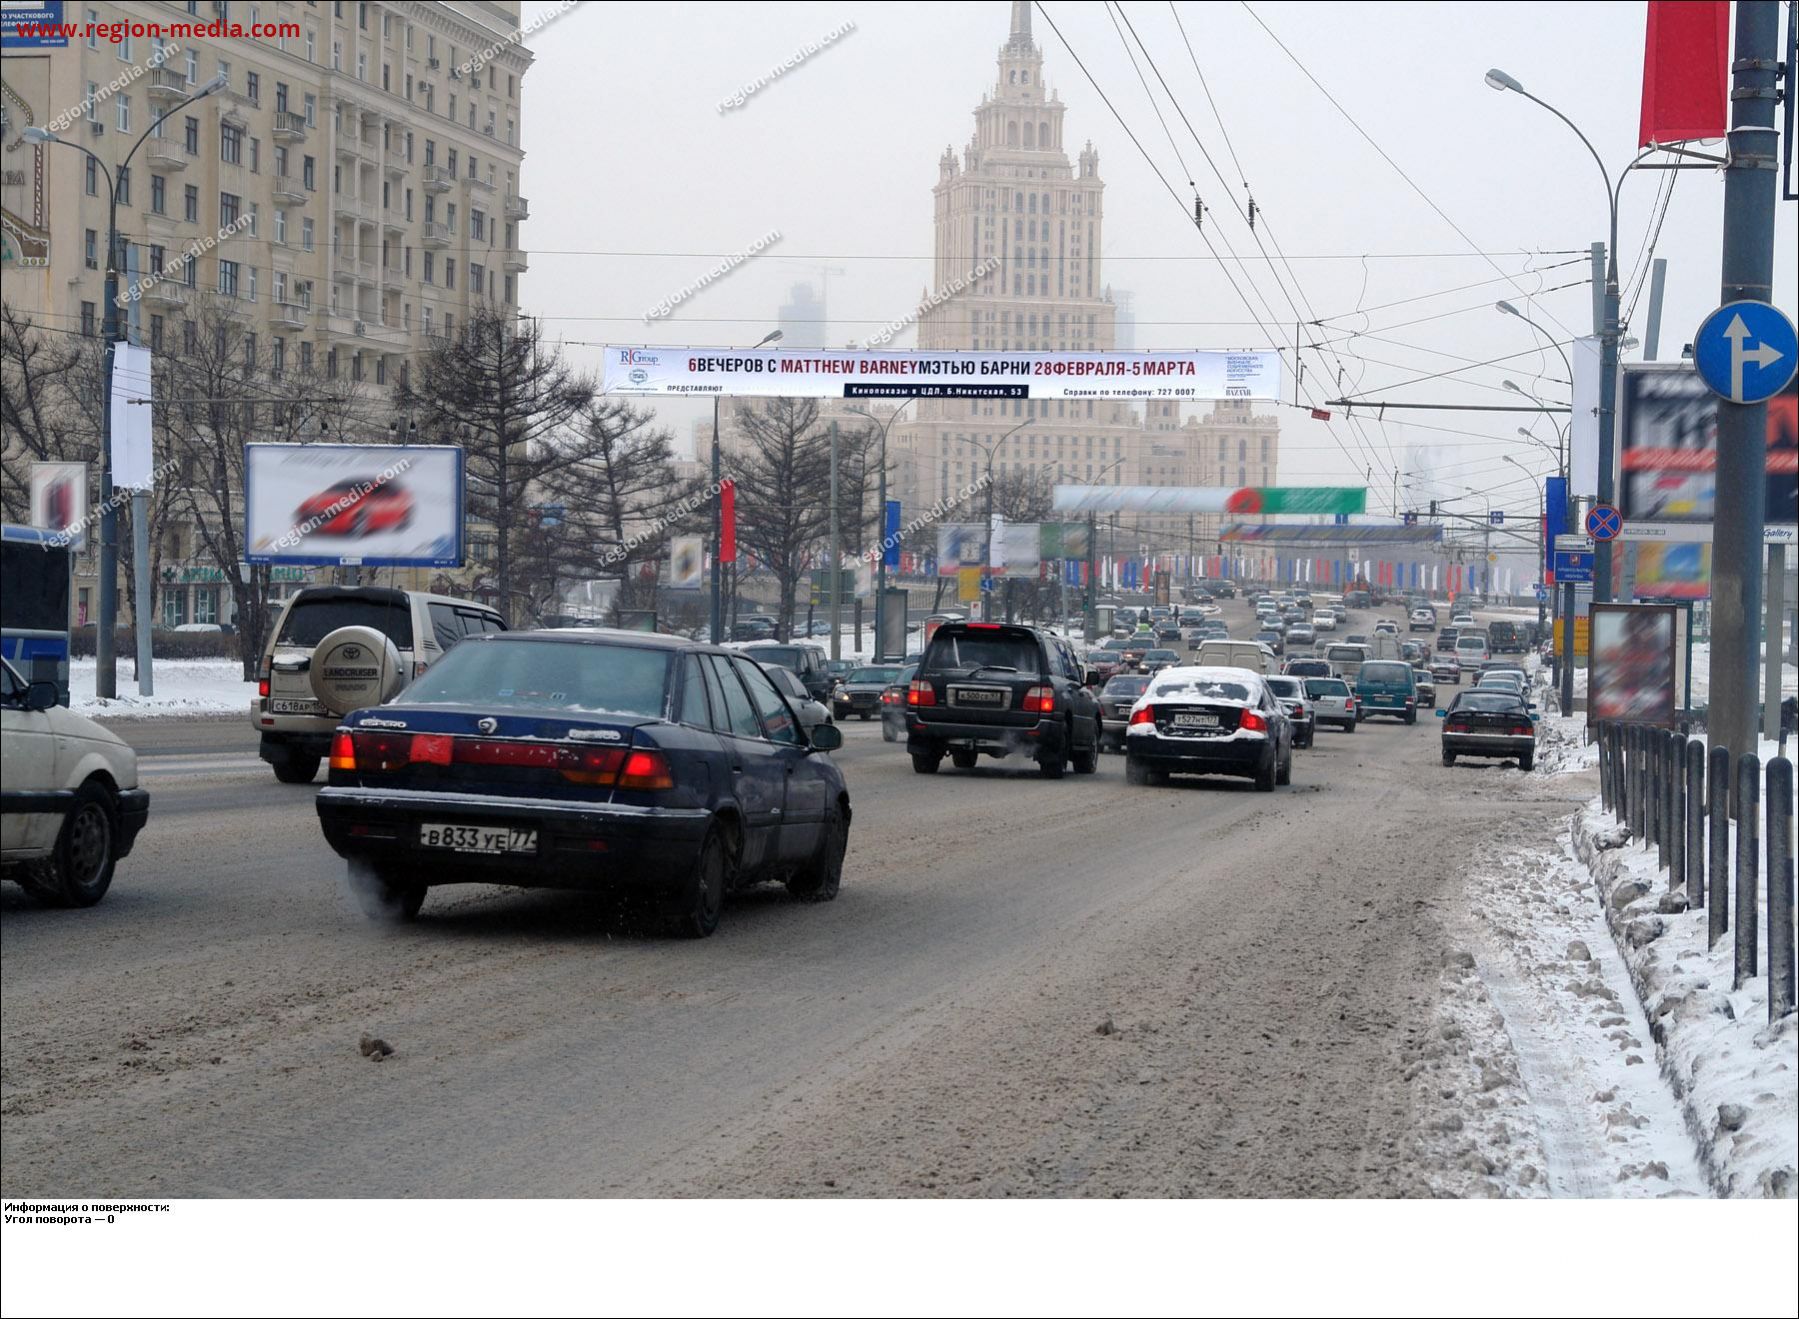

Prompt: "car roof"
[483,627,699,651]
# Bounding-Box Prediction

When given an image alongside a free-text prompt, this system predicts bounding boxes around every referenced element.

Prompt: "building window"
[219,260,239,297]
[221,123,243,164]
[301,217,314,250]
[151,173,166,214]
[184,320,198,354]
[273,209,286,243]
[220,193,240,228]
[84,156,98,196]
[300,341,313,373]
[185,116,200,154]
[184,185,199,222]
[303,155,316,189]
[193,587,219,626]
[116,94,130,133]
[246,71,259,103]
[148,244,165,275]
[150,315,165,353]
[80,302,96,336]
[84,229,98,269]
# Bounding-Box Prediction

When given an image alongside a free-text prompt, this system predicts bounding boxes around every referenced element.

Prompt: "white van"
[1194,639,1277,676]
[1366,633,1405,663]
[1454,631,1491,666]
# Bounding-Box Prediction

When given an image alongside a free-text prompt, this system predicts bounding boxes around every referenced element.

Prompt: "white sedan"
[2,659,150,906]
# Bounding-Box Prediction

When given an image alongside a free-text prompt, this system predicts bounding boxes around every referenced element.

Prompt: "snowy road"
[0,610,1716,1197]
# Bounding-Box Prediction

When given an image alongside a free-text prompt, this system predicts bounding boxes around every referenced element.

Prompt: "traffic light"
[1428,500,1438,518]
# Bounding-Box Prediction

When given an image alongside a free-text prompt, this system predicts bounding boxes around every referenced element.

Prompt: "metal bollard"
[1735,754,1759,991]
[1625,726,1637,837]
[1685,737,1706,910]
[1654,730,1670,865]
[1633,726,1648,843]
[1608,722,1622,818]
[1768,758,1795,1022]
[1662,730,1676,885]
[1709,745,1731,949]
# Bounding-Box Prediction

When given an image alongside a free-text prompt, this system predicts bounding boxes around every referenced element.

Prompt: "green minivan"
[1355,660,1420,724]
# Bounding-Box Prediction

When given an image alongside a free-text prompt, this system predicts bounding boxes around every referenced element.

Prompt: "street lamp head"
[1502,379,1523,395]
[754,330,783,349]
[20,125,55,143]
[1517,427,1535,440]
[199,72,230,93]
[1485,68,1524,94]
[1496,300,1520,318]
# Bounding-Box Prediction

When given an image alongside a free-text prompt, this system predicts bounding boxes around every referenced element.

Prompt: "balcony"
[271,111,308,142]
[271,173,307,205]
[146,69,189,103]
[144,139,189,171]
[422,221,451,249]
[383,143,409,173]
[355,257,379,288]
[271,301,310,329]
[335,133,375,163]
[466,173,494,194]
[503,194,529,221]
[422,164,453,193]
[333,195,375,225]
[139,280,191,310]
[502,251,528,274]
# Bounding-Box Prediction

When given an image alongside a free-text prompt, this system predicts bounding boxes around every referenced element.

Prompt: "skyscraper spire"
[1006,1,1033,52]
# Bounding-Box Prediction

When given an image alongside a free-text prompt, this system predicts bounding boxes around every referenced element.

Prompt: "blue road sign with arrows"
[1694,300,1798,405]
[1488,510,1504,525]
[1586,504,1623,541]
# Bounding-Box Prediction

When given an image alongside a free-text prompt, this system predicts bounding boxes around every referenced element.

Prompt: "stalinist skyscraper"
[891,4,1280,558]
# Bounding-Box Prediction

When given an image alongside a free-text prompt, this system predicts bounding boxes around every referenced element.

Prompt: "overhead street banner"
[602,347,1281,401]
[1052,485,1367,516]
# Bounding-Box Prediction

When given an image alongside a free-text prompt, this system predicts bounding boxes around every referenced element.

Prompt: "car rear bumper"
[315,786,713,889]
[1126,733,1270,778]
[1358,695,1416,716]
[908,714,1066,757]
[1443,733,1535,759]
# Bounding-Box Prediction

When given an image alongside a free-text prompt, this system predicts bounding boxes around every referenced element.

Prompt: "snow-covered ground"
[69,658,253,719]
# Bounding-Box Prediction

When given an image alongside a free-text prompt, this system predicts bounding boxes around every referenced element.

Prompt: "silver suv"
[253,586,506,783]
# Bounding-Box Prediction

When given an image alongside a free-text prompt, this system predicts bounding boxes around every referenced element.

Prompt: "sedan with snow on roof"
[315,629,850,937]
[1123,665,1293,791]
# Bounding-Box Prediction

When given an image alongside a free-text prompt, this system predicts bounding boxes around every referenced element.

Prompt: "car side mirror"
[1435,709,1447,718]
[808,722,843,752]
[25,680,59,712]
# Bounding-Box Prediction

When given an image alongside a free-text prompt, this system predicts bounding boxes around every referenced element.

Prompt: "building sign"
[1,3,68,47]
[1055,486,1367,516]
[244,443,464,568]
[602,347,1281,402]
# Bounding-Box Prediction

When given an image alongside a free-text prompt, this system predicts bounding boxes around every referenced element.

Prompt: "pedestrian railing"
[1594,720,1795,1022]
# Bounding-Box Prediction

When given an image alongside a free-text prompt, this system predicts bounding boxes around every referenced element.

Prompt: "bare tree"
[155,295,369,674]
[395,307,593,624]
[729,398,832,640]
[1,302,103,522]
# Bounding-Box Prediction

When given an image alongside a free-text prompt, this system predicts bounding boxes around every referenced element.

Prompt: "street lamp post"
[1486,68,1619,605]
[709,329,783,644]
[847,399,916,661]
[1504,455,1547,632]
[25,74,228,700]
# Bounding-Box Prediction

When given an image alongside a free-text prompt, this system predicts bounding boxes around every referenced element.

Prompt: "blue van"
[1355,659,1419,725]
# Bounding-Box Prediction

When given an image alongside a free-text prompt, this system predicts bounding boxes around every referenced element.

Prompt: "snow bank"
[1569,800,1798,1197]
[69,658,253,719]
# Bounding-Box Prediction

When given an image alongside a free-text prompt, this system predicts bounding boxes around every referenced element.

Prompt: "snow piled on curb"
[1569,802,1798,1197]
[69,658,253,719]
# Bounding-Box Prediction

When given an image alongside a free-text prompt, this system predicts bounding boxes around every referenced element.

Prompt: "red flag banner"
[1639,0,1728,147]
[719,479,737,564]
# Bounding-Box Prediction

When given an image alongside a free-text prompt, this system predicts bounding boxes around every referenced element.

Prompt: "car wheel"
[950,748,979,770]
[46,780,119,907]
[910,750,942,775]
[881,722,898,743]
[1038,750,1067,779]
[1345,719,1356,734]
[1255,751,1277,793]
[1071,720,1100,774]
[1442,749,1457,767]
[668,828,728,937]
[348,858,427,923]
[272,753,321,784]
[14,861,69,906]
[859,713,871,721]
[1518,751,1535,772]
[1275,743,1292,786]
[785,803,846,903]
[1125,757,1155,786]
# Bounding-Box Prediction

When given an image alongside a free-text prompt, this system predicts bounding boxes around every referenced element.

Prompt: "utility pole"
[828,420,841,661]
[1710,0,1780,764]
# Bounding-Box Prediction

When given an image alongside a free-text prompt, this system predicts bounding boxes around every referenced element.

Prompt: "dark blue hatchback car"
[314,629,849,937]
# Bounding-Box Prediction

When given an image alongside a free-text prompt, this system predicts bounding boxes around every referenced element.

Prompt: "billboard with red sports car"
[245,443,463,567]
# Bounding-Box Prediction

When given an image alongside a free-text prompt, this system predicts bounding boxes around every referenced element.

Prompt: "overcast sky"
[516,0,1797,525]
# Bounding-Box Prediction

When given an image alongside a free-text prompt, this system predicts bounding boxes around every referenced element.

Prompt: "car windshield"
[400,638,671,716]
[1265,678,1301,698]
[1151,676,1253,703]
[1326,647,1365,660]
[1103,676,1150,697]
[1103,637,1130,650]
[1362,663,1411,683]
[1453,692,1527,713]
[277,594,415,648]
[847,667,901,684]
[925,632,1041,675]
[746,646,808,670]
[1305,679,1350,698]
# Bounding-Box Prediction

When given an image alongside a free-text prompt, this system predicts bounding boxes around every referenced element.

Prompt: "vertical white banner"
[1569,335,1601,500]
[110,341,155,490]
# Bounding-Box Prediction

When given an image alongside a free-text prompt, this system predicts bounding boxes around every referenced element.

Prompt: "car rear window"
[1456,636,1488,650]
[924,630,1042,676]
[277,594,415,648]
[1304,679,1350,698]
[1151,675,1253,703]
[400,637,670,715]
[1454,692,1527,712]
[1102,675,1150,697]
[1326,646,1365,660]
[747,646,808,671]
[1362,662,1411,683]
[1265,678,1301,698]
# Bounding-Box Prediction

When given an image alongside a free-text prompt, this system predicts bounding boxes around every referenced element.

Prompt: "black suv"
[904,622,1103,778]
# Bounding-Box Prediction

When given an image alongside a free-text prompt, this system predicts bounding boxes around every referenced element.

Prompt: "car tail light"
[1509,721,1533,737]
[1446,718,1471,733]
[258,678,270,698]
[1292,704,1306,718]
[1128,706,1156,726]
[328,731,355,771]
[907,680,936,707]
[332,730,410,773]
[965,622,1000,630]
[413,660,430,680]
[617,750,674,791]
[880,690,899,705]
[1240,710,1268,733]
[1022,685,1056,713]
